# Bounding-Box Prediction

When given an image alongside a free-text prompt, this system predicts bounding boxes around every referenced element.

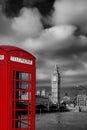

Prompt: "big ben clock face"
[53,76,57,81]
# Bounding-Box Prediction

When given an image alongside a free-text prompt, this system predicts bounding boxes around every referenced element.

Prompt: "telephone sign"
[10,56,33,65]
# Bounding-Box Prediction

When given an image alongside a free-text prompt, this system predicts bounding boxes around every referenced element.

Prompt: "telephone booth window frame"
[12,70,32,129]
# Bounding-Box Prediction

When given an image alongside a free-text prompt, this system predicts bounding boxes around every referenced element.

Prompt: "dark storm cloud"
[33,0,55,16]
[1,0,55,18]
[0,0,55,29]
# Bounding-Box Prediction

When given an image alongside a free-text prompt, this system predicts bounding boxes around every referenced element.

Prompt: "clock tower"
[51,65,60,108]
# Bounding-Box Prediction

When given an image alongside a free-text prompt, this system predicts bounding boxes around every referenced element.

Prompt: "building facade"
[77,94,87,106]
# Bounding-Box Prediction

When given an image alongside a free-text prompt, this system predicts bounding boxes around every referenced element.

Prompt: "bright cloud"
[12,8,43,37]
[53,0,87,26]
[22,25,76,52]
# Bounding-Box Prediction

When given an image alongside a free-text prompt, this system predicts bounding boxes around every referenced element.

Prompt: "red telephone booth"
[0,45,36,130]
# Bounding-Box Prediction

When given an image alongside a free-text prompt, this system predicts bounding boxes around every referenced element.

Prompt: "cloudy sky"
[0,0,87,87]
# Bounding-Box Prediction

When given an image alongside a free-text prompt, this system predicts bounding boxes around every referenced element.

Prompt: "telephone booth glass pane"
[16,72,28,80]
[16,82,28,90]
[12,71,32,129]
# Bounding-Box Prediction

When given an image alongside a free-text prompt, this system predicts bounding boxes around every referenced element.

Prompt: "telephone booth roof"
[0,45,35,59]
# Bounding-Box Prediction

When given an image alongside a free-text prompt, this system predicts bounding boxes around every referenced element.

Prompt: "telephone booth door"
[12,69,34,130]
